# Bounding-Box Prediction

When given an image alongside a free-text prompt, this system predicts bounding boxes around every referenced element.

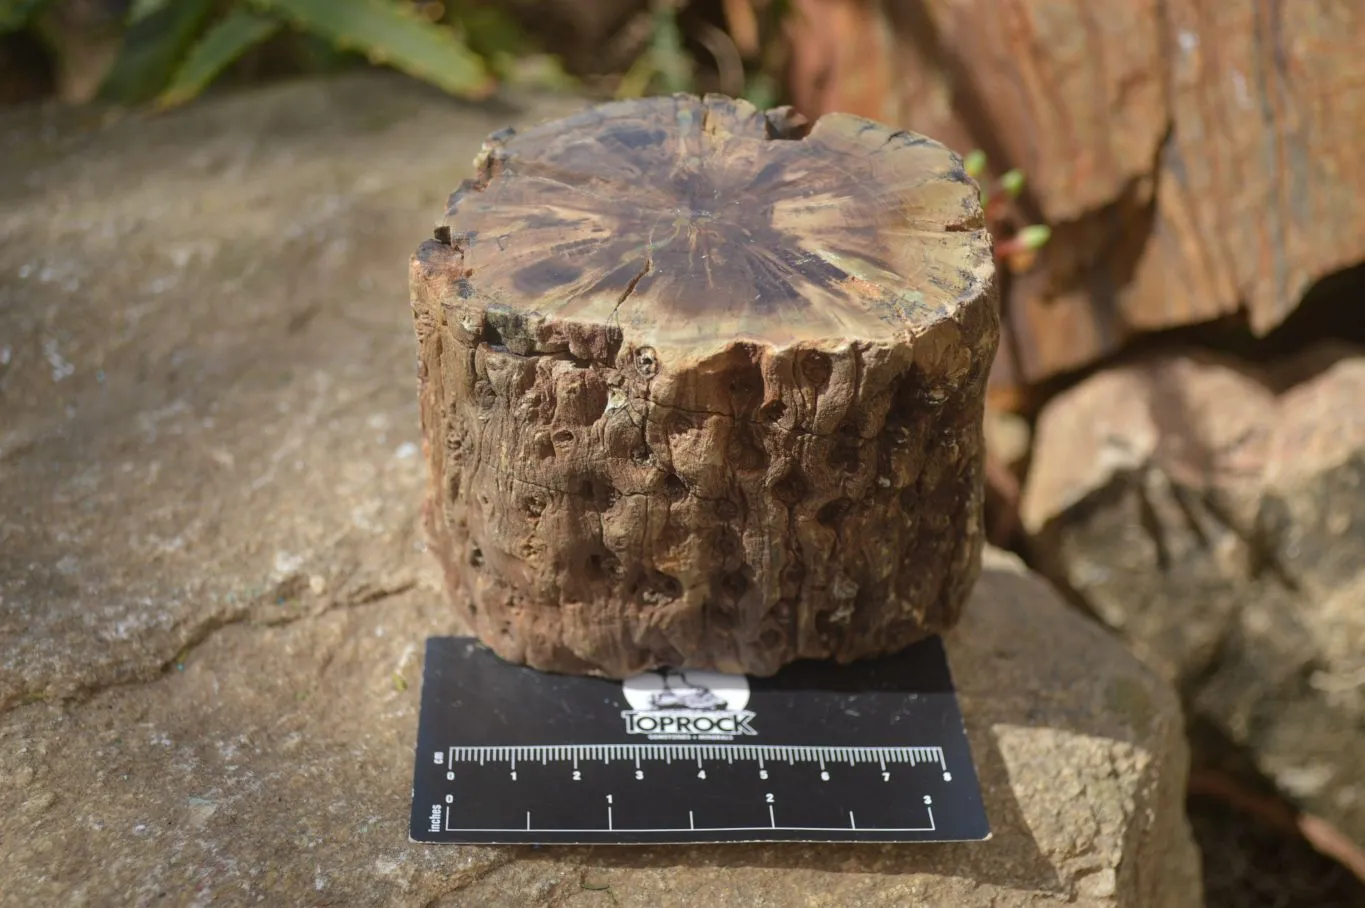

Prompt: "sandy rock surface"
[0,73,1198,907]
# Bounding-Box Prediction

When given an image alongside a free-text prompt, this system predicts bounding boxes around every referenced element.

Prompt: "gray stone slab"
[0,73,1199,907]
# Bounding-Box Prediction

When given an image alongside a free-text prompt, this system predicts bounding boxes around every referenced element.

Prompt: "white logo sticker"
[620,669,757,739]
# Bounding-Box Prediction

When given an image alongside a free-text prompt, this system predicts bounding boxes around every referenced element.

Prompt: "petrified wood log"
[410,94,999,677]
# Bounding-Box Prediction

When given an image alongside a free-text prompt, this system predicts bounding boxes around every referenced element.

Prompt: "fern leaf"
[156,9,281,110]
[97,0,216,104]
[253,0,494,99]
[126,0,170,25]
[0,0,51,33]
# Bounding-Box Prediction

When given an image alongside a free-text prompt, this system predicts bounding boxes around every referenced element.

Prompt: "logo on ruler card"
[620,669,756,739]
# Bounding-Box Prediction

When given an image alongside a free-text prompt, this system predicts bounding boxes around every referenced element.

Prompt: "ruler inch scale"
[411,636,990,845]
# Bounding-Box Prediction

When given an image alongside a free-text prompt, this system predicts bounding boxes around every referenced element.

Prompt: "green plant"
[963,149,1051,273]
[0,0,572,109]
[613,0,792,106]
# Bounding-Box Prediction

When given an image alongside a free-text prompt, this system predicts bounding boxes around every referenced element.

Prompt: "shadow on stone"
[465,558,1194,902]
[504,717,1060,894]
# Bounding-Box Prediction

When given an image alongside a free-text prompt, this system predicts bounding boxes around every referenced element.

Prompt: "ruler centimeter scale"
[411,637,990,845]
[430,744,953,836]
[439,743,953,767]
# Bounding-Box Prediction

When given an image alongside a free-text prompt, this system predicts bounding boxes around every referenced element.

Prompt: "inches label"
[410,636,990,845]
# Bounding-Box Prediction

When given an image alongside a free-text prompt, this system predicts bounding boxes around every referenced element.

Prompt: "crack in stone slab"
[1,578,420,715]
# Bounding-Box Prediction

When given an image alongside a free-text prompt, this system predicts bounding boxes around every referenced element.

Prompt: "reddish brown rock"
[787,0,1365,395]
[1022,344,1365,844]
[410,94,999,677]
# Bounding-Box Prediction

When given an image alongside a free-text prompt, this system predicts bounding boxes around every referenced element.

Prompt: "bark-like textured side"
[411,94,998,677]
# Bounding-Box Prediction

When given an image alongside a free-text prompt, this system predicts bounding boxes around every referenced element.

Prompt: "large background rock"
[1022,344,1365,845]
[786,0,1365,395]
[0,76,579,710]
[0,73,1199,906]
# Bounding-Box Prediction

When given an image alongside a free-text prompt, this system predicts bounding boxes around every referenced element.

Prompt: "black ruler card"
[409,636,989,845]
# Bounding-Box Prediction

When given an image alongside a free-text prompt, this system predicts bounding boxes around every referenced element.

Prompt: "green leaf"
[253,0,494,99]
[649,4,691,95]
[156,9,280,109]
[742,73,779,109]
[97,0,216,104]
[963,149,987,180]
[999,169,1025,198]
[615,52,656,99]
[0,0,51,33]
[1016,224,1052,251]
[126,0,170,25]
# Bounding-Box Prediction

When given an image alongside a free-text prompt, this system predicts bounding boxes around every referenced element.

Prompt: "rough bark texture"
[410,93,999,677]
[787,0,1365,400]
[1021,343,1365,845]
